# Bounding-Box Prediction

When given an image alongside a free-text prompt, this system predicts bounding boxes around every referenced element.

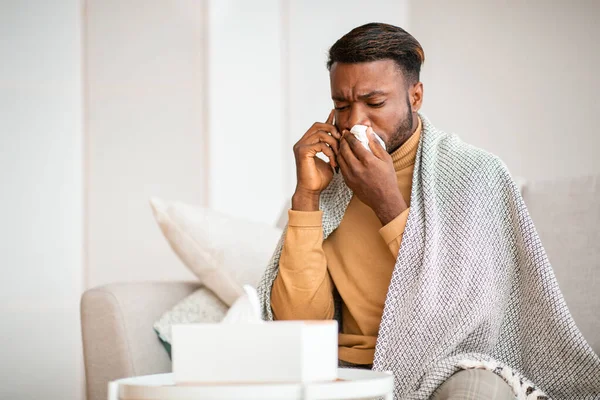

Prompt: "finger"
[316,142,337,168]
[343,129,371,162]
[299,121,341,142]
[300,142,337,168]
[339,133,361,168]
[314,122,341,140]
[326,109,334,125]
[366,127,387,160]
[305,131,339,154]
[325,108,340,139]
[336,148,350,177]
[314,156,336,175]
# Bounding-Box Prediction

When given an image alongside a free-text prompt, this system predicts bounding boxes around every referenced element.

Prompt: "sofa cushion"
[81,282,199,400]
[150,199,283,356]
[150,198,282,306]
[523,174,600,354]
[153,286,228,357]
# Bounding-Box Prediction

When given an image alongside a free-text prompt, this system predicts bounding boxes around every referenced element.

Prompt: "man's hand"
[337,127,407,226]
[292,110,341,211]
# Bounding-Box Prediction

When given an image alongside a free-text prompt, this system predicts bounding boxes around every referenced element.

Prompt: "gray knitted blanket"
[258,114,600,399]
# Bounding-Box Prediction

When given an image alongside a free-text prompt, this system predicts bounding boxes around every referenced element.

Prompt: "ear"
[409,82,424,113]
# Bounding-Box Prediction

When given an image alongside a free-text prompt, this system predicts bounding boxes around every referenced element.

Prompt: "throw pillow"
[153,286,228,357]
[150,197,283,306]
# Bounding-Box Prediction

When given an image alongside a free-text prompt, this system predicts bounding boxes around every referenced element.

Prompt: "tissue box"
[172,320,338,384]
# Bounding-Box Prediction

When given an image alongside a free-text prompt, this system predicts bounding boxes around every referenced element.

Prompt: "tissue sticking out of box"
[221,285,263,324]
[350,125,386,152]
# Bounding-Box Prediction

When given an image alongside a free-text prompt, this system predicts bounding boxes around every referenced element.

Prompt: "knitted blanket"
[257,114,600,399]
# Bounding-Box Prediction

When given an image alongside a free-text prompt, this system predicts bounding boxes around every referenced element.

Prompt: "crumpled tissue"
[350,124,386,152]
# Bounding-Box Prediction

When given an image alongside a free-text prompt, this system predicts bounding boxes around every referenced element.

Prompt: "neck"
[387,113,420,154]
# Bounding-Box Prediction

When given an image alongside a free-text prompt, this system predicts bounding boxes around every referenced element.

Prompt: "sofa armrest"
[81,281,200,400]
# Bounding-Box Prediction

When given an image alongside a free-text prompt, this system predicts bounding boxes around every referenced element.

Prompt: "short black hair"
[327,23,425,85]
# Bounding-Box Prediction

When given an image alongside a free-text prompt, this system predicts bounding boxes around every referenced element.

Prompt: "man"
[258,23,600,399]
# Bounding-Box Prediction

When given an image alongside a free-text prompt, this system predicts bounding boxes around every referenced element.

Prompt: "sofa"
[81,174,599,400]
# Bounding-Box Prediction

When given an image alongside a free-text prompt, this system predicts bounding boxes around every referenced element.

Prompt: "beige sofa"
[81,175,599,400]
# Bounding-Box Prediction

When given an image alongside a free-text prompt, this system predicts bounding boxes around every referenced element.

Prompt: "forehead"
[329,60,404,95]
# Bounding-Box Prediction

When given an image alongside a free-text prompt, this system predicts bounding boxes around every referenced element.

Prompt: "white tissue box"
[172,320,338,384]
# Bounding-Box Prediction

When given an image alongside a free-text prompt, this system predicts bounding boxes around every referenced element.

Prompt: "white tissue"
[350,125,386,152]
[221,285,263,324]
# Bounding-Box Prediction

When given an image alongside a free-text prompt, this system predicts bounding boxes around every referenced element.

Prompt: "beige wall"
[409,0,600,181]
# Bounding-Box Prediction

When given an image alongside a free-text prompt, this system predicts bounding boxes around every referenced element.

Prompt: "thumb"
[366,127,387,159]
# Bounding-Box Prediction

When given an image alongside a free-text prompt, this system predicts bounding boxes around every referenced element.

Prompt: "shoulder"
[439,136,509,178]
[421,118,514,193]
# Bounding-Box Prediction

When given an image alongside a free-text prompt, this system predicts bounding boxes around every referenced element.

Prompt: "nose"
[345,105,370,130]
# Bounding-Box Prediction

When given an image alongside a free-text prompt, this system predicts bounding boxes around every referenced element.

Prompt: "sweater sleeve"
[270,210,335,320]
[378,207,410,258]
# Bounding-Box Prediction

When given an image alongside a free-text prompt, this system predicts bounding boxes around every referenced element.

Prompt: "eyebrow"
[332,90,387,102]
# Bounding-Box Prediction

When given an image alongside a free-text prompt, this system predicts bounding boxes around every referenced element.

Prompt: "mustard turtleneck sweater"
[271,118,422,365]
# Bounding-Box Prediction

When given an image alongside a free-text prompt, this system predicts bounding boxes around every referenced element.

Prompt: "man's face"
[329,59,419,153]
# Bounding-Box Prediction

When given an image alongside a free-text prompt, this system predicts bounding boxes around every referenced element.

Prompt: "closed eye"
[334,105,349,111]
[368,101,386,108]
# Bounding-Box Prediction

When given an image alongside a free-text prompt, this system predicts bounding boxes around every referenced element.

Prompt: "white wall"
[0,1,84,399]
[410,0,600,181]
[207,0,286,225]
[85,0,204,288]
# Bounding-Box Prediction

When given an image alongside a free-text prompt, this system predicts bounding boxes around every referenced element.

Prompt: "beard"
[385,94,414,154]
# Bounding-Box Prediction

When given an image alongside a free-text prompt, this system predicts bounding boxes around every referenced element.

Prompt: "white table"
[109,368,394,400]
